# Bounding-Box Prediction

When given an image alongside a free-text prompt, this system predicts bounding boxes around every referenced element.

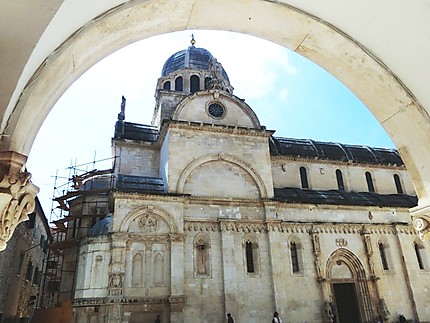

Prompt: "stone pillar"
[169,233,185,322]
[0,151,39,251]
[310,227,329,323]
[266,220,284,312]
[219,219,238,316]
[107,233,127,323]
[360,226,378,321]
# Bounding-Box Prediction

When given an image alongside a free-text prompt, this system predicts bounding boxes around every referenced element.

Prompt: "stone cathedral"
[55,41,430,323]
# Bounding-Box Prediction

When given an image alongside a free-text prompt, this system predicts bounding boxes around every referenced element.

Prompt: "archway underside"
[1,0,430,250]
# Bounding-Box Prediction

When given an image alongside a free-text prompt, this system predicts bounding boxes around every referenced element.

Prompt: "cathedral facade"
[57,43,430,323]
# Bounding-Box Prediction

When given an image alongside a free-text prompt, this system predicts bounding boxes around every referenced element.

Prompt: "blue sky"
[27,30,394,218]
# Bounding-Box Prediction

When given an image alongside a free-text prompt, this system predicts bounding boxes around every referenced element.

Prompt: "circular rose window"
[207,102,225,118]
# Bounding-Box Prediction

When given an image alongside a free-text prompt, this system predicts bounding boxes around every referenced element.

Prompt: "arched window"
[365,172,375,192]
[290,242,299,273]
[175,76,183,91]
[414,242,425,270]
[378,242,389,270]
[204,77,211,90]
[300,167,309,189]
[393,174,403,194]
[336,169,345,190]
[245,240,254,273]
[163,81,171,90]
[289,236,304,274]
[190,75,200,93]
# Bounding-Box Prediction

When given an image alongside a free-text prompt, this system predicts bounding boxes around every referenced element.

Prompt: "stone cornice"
[112,138,159,150]
[271,155,407,170]
[183,218,416,235]
[267,199,411,212]
[113,191,186,202]
[113,191,264,206]
[73,295,185,307]
[159,119,274,139]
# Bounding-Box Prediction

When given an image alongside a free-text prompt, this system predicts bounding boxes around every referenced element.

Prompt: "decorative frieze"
[73,295,183,307]
[184,220,219,232]
[183,219,414,236]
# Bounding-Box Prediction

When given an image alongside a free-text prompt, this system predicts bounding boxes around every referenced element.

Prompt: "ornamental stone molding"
[410,205,430,239]
[0,151,39,251]
[184,220,219,232]
[183,219,416,237]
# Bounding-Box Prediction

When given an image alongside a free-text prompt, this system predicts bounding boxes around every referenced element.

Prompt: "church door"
[333,283,361,323]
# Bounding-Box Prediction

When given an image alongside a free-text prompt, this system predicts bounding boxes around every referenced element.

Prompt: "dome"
[161,45,230,81]
[89,214,113,236]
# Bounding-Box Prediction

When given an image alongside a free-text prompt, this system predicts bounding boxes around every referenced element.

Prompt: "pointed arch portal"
[326,248,374,323]
[2,1,430,249]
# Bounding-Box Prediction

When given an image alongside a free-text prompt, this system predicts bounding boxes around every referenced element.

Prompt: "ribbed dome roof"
[161,46,230,81]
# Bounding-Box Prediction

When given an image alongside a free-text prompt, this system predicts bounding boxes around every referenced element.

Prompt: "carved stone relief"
[0,152,39,251]
[109,273,124,288]
[138,214,159,233]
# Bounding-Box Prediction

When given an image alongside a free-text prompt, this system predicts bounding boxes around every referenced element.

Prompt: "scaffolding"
[39,156,116,308]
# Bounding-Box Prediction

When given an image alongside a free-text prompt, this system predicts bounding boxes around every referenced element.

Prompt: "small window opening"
[246,240,255,273]
[163,81,171,90]
[290,242,299,273]
[175,76,183,91]
[365,172,375,192]
[190,75,200,93]
[378,242,389,270]
[300,167,309,189]
[394,174,403,194]
[336,169,345,190]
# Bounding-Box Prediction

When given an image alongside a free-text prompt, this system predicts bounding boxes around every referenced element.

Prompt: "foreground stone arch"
[2,0,430,249]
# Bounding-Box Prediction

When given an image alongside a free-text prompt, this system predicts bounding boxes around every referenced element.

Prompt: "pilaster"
[219,219,239,316]
[107,233,127,323]
[169,233,185,321]
[266,220,284,313]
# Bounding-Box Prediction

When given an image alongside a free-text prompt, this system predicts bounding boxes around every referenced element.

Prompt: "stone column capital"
[0,151,39,251]
[410,203,430,239]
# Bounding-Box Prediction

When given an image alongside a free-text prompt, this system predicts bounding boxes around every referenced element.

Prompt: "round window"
[207,102,225,118]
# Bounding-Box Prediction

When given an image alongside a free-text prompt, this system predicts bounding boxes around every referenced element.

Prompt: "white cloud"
[278,88,289,102]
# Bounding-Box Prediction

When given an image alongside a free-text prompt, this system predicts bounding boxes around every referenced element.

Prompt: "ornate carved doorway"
[326,249,375,323]
[333,282,361,323]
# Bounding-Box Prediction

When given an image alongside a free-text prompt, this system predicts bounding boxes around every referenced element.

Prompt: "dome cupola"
[156,36,234,95]
[161,46,230,82]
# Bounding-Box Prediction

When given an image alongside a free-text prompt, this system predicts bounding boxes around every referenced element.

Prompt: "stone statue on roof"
[208,58,228,91]
[118,95,126,121]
